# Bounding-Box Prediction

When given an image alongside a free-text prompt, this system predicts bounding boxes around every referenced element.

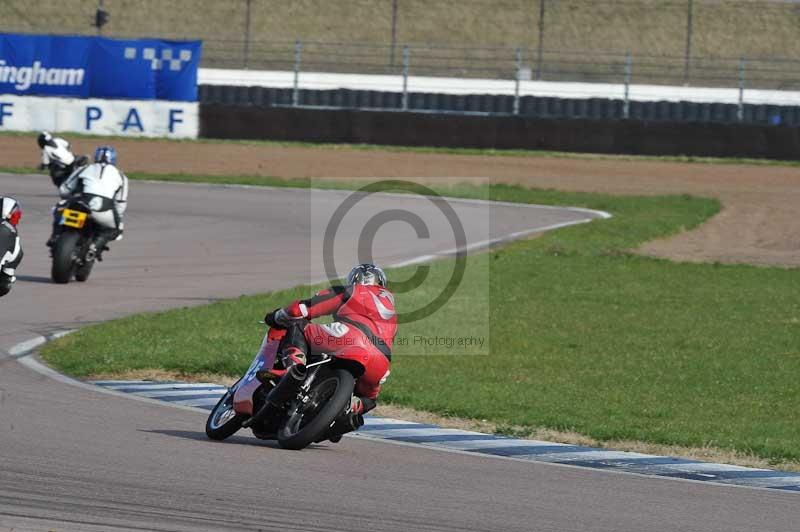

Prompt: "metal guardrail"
[203,39,800,121]
[200,84,800,126]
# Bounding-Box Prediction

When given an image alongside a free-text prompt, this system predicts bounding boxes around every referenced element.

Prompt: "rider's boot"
[47,203,66,248]
[46,224,62,249]
[327,396,375,443]
[280,346,306,369]
[91,229,118,262]
[46,231,59,258]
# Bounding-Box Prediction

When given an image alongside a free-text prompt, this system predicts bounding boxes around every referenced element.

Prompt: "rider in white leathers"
[37,131,88,187]
[51,145,128,260]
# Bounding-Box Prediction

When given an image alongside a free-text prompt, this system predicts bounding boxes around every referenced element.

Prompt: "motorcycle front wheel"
[278,368,355,450]
[51,231,81,284]
[206,388,246,441]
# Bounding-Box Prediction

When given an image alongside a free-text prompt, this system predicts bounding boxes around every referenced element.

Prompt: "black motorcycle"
[51,198,98,284]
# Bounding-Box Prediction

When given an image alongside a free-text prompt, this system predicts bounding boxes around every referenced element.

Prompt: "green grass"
[41,176,800,463]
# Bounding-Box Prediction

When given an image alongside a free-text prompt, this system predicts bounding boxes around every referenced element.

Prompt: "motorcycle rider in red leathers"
[265,263,396,440]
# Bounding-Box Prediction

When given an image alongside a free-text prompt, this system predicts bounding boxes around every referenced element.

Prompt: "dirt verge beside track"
[2,135,798,266]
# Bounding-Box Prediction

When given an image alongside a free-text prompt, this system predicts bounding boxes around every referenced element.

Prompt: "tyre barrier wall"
[198,85,800,127]
[200,103,800,160]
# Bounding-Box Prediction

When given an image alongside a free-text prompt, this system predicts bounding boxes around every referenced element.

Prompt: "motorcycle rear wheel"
[206,389,246,440]
[278,368,355,450]
[51,231,81,284]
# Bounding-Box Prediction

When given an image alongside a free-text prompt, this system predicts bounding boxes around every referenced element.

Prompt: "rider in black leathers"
[0,197,23,297]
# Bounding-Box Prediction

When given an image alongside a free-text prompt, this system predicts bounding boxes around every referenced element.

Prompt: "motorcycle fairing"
[233,328,284,415]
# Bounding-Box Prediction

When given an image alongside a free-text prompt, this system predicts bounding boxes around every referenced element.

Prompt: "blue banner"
[0,33,201,102]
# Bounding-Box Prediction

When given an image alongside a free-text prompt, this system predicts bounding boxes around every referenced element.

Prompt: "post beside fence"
[390,0,399,67]
[243,0,252,68]
[402,45,409,111]
[683,0,694,84]
[293,39,302,107]
[738,57,746,122]
[514,48,522,115]
[535,0,546,80]
[623,52,632,119]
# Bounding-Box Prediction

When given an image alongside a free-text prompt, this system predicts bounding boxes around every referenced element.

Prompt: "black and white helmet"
[347,263,387,287]
[0,197,22,227]
[37,131,55,149]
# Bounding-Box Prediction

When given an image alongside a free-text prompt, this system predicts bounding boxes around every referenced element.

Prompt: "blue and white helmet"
[94,145,117,165]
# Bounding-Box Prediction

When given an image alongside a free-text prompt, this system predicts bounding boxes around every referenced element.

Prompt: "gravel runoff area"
[2,135,798,267]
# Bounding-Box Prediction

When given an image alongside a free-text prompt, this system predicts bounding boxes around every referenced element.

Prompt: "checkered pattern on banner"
[123,46,194,71]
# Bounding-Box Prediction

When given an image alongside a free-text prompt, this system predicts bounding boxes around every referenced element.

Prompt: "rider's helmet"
[0,197,22,227]
[347,263,387,287]
[37,131,54,149]
[94,145,117,165]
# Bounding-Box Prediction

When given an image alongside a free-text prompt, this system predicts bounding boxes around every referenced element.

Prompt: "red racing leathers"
[280,284,397,400]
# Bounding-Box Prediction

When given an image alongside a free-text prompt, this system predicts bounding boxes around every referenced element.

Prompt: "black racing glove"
[264,307,289,328]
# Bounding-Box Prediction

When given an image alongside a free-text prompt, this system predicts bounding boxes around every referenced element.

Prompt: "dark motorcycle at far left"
[51,198,99,284]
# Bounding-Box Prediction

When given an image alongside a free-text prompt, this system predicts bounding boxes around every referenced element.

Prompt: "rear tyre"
[278,368,355,450]
[205,389,246,441]
[74,258,95,282]
[51,231,80,284]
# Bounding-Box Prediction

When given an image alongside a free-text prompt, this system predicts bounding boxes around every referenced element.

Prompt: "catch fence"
[4,0,800,90]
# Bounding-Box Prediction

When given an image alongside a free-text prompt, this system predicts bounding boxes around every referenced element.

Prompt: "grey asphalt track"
[0,174,797,532]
